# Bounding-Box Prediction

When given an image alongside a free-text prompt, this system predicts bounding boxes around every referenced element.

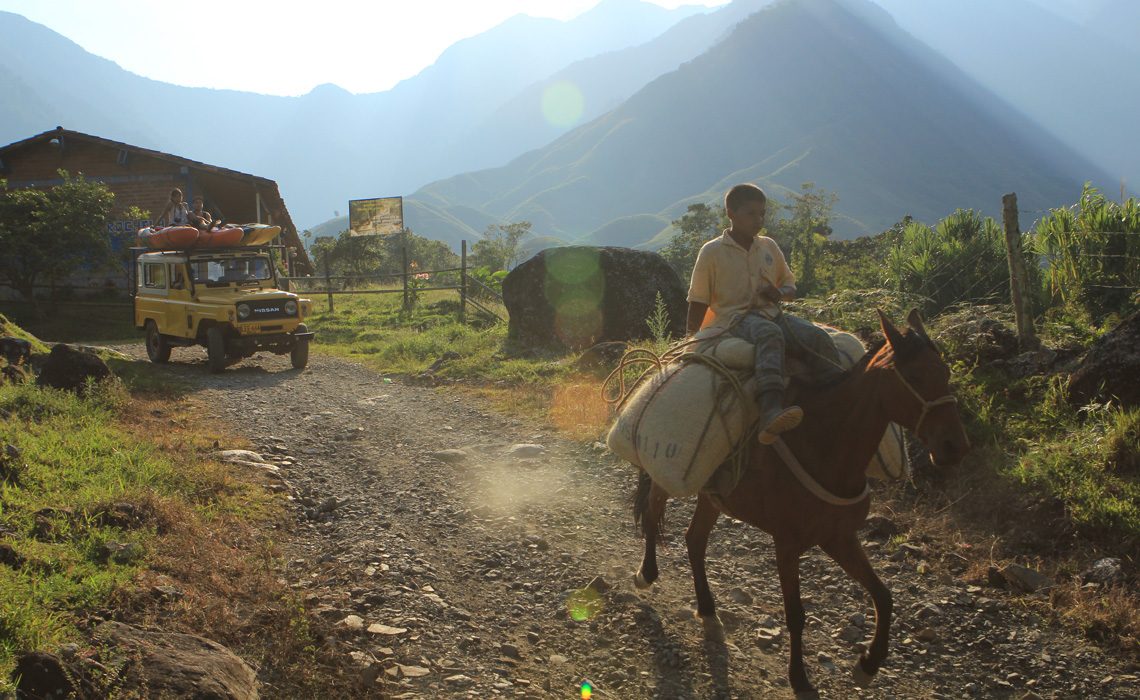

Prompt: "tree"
[886,209,1008,316]
[379,230,458,277]
[307,228,459,287]
[661,203,724,283]
[471,222,531,272]
[769,183,837,297]
[0,171,115,304]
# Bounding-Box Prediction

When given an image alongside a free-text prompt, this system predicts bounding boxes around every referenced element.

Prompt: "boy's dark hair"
[725,183,766,214]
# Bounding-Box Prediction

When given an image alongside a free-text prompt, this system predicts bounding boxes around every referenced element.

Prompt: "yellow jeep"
[133,248,314,372]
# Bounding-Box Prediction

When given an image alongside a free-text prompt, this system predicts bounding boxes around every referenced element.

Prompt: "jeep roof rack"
[131,245,281,255]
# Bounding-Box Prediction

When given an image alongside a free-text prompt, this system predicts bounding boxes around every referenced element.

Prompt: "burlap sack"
[607,360,759,498]
[608,324,907,497]
[694,335,755,370]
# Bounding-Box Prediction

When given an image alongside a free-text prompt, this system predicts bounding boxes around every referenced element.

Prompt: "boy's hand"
[761,285,783,303]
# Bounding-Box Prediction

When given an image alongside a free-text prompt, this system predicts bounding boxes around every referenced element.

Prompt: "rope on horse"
[601,334,758,490]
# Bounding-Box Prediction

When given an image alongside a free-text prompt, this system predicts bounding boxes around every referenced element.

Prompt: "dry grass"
[453,382,552,423]
[872,450,1139,664]
[1054,582,1140,662]
[102,395,382,697]
[548,374,613,442]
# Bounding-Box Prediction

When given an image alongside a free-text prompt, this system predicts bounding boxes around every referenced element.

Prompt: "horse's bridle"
[893,366,957,435]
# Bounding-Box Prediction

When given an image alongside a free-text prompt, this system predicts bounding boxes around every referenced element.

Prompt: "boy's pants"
[728,311,841,394]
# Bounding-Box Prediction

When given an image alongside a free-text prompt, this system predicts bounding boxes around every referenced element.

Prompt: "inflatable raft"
[196,225,244,247]
[137,224,279,249]
[239,224,282,246]
[137,225,199,249]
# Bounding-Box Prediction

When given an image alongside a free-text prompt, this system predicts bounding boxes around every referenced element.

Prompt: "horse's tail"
[631,469,665,542]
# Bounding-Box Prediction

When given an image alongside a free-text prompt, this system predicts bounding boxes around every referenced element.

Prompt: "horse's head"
[874,309,970,466]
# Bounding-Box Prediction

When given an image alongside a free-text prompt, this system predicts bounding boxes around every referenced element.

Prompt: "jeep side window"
[170,264,185,289]
[143,263,167,289]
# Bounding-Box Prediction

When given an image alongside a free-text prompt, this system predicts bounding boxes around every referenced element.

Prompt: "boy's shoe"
[756,391,803,445]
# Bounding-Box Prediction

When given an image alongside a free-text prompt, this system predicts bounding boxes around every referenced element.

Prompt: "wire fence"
[282,239,506,323]
[888,195,1139,348]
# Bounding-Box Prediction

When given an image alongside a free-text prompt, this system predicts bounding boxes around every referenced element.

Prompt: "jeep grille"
[243,300,295,320]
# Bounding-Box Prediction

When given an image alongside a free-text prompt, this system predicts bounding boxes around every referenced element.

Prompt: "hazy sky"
[0,0,729,96]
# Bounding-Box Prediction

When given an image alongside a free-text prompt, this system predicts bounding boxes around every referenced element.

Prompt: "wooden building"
[0,126,314,280]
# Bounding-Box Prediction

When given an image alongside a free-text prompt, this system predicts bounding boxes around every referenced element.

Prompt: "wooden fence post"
[323,255,334,315]
[460,239,467,324]
[402,229,410,312]
[1002,192,1038,349]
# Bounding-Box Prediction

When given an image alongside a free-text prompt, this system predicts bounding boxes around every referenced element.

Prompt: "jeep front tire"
[145,321,171,364]
[206,327,227,373]
[290,334,310,370]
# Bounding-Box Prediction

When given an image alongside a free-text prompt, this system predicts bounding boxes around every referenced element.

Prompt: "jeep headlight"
[236,303,251,320]
[284,300,298,316]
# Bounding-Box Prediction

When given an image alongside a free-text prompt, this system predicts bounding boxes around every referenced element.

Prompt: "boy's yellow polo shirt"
[686,230,795,332]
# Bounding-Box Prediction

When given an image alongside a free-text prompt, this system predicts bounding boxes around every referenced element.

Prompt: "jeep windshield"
[190,256,273,287]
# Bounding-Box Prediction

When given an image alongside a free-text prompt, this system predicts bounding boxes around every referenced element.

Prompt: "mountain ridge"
[408,0,1107,248]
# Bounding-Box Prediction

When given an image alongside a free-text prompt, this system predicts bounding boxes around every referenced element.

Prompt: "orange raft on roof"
[137,223,281,249]
[136,225,199,249]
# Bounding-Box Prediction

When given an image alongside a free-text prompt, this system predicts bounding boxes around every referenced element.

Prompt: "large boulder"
[95,621,259,699]
[1067,310,1140,408]
[35,344,111,392]
[502,246,686,350]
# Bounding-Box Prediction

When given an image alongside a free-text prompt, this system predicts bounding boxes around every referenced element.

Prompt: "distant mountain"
[410,0,1107,246]
[0,2,706,228]
[577,214,672,247]
[433,0,775,178]
[871,0,1140,194]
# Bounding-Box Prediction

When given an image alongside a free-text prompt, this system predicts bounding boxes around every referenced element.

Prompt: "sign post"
[348,197,404,238]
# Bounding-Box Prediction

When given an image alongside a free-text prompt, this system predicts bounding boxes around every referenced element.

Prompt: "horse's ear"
[906,308,929,340]
[877,308,905,351]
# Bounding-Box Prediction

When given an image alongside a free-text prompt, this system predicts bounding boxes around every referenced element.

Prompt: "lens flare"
[580,680,594,699]
[545,248,604,347]
[566,586,603,622]
[542,81,585,128]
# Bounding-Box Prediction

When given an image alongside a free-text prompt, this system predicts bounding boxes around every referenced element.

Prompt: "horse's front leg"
[633,471,668,588]
[820,532,892,687]
[685,494,723,640]
[776,540,816,699]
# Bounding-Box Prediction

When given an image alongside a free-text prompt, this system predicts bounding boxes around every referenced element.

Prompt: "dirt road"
[119,346,1136,699]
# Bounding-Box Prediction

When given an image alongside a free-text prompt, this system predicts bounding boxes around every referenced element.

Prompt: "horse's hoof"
[793,690,820,700]
[696,612,726,642]
[852,658,875,688]
[633,571,652,589]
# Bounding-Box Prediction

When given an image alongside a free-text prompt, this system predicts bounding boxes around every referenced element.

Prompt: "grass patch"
[0,313,50,355]
[0,380,182,684]
[939,343,1140,548]
[308,287,571,385]
[1014,404,1140,542]
[0,373,347,694]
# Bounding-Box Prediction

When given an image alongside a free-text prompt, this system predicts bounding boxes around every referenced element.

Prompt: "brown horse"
[632,309,970,699]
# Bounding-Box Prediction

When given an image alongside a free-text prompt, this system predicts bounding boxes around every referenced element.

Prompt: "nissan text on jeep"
[134,248,314,372]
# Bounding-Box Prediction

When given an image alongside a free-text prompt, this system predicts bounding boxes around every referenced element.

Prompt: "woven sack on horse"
[606,323,906,498]
[606,349,760,499]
